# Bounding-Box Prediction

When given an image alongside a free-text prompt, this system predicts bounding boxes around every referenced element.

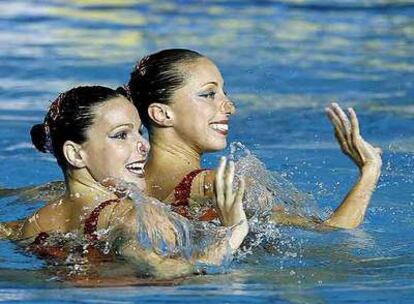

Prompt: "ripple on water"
[0,0,413,301]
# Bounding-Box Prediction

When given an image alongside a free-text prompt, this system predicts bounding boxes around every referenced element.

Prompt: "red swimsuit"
[171,169,219,221]
[29,199,120,261]
[30,170,218,259]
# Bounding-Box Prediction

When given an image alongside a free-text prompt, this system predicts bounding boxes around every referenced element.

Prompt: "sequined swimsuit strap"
[31,213,50,245]
[174,169,206,205]
[172,169,218,221]
[84,199,120,243]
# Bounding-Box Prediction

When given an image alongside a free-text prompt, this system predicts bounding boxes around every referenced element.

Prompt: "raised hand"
[326,103,382,172]
[323,103,382,229]
[214,156,246,227]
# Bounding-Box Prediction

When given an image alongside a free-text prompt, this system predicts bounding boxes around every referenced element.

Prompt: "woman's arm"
[270,104,381,230]
[0,181,64,203]
[0,220,24,239]
[113,189,248,279]
[113,208,196,279]
[323,103,382,229]
[213,157,248,252]
[118,239,196,279]
[189,157,249,267]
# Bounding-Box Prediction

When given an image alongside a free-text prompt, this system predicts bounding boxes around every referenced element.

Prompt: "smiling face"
[80,96,149,190]
[169,57,235,152]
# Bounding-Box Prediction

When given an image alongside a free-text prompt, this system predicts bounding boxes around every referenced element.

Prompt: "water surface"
[0,0,413,303]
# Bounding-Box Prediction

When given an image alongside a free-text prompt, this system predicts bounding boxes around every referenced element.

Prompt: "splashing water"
[230,142,320,217]
[129,187,234,271]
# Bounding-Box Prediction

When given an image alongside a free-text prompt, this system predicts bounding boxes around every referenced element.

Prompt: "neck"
[64,169,117,205]
[144,129,202,200]
[151,140,200,167]
[147,128,202,170]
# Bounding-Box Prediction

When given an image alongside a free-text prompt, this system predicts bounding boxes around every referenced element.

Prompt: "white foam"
[4,142,33,152]
[0,115,39,122]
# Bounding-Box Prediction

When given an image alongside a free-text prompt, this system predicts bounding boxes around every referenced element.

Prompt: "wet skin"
[143,56,382,229]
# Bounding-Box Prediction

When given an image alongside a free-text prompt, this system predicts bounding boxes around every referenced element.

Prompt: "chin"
[203,139,228,152]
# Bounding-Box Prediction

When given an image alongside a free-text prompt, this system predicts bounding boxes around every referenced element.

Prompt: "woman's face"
[81,96,149,190]
[169,57,235,152]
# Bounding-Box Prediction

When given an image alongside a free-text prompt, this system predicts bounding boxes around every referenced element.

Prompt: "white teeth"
[210,123,228,132]
[126,164,144,170]
[126,162,145,175]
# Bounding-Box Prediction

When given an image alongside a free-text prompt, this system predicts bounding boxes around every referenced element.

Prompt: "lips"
[125,160,145,178]
[209,120,229,136]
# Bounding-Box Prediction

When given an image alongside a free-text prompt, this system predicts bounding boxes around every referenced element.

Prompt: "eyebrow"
[201,81,219,87]
[109,123,134,131]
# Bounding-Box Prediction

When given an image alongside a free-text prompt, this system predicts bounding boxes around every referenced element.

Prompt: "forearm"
[120,240,195,279]
[194,220,248,266]
[324,164,381,229]
[0,181,64,202]
[228,221,249,252]
[0,220,25,240]
[270,211,335,231]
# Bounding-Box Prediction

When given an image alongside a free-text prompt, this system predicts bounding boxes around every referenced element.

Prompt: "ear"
[63,140,86,169]
[147,103,175,127]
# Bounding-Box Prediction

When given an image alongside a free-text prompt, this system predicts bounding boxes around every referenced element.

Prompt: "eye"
[199,91,216,99]
[110,130,128,140]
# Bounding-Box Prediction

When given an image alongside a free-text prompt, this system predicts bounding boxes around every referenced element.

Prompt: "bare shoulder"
[21,197,69,238]
[103,198,137,233]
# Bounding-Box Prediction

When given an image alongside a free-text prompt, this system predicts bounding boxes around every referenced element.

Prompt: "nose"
[137,138,149,157]
[220,98,236,115]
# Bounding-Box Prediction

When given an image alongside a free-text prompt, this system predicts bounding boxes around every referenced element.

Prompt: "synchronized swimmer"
[2,86,248,282]
[128,49,382,229]
[0,48,382,282]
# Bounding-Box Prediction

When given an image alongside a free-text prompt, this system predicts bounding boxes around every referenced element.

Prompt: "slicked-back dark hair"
[31,86,127,170]
[127,49,204,129]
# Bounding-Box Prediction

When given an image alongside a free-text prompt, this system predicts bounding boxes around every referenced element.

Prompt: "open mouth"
[209,120,229,136]
[125,160,145,178]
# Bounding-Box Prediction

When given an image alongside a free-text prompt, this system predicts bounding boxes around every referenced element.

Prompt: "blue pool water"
[0,0,413,303]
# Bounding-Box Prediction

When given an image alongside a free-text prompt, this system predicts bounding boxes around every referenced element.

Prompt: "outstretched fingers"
[326,106,344,132]
[224,160,235,209]
[327,104,382,169]
[348,107,365,162]
[215,157,226,210]
[233,178,245,212]
[214,157,247,227]
[326,105,352,155]
[348,107,360,137]
[331,103,355,152]
[332,103,351,134]
[348,107,382,166]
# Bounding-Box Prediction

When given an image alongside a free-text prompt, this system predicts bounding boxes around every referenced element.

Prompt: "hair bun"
[115,85,133,101]
[30,123,48,153]
[115,86,127,95]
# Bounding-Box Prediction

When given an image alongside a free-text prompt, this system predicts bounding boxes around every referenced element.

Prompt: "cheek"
[188,104,216,128]
[184,98,216,117]
[108,145,131,163]
[97,145,130,172]
[95,148,115,177]
[104,147,131,181]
